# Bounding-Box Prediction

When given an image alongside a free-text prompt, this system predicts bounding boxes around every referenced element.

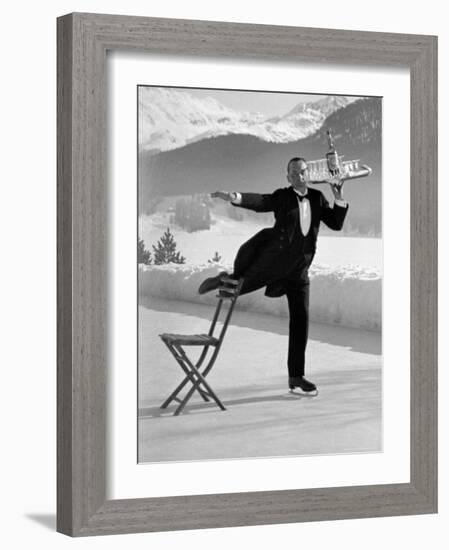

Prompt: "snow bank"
[138,263,382,332]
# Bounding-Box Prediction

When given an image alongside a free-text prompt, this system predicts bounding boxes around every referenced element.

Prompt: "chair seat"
[159,333,219,346]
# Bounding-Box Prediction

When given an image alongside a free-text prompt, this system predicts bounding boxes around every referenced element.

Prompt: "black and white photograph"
[137,85,382,463]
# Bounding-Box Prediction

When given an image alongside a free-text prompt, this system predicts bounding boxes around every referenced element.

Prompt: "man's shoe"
[289,376,317,392]
[198,271,228,295]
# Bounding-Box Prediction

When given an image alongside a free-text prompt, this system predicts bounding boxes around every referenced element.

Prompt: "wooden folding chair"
[159,276,243,416]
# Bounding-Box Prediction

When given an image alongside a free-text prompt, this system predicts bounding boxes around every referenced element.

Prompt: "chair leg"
[159,340,226,415]
[160,340,213,411]
[160,341,210,409]
[173,349,226,415]
[174,375,226,415]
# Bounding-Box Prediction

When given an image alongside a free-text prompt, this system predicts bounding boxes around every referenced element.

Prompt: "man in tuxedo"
[198,157,349,393]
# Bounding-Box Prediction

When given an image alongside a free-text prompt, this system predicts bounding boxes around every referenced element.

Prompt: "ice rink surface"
[138,298,381,463]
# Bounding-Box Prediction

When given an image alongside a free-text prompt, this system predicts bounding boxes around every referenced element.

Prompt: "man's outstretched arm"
[211,190,279,213]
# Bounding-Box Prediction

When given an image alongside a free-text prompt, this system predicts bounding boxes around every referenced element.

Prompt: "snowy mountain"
[138,87,357,153]
[284,95,355,118]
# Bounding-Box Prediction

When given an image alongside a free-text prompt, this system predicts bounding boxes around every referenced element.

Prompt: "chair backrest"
[208,277,243,348]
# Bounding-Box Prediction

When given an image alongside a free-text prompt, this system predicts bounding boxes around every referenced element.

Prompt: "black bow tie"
[296,193,308,202]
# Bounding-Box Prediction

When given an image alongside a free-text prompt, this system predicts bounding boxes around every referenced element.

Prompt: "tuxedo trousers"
[231,232,310,377]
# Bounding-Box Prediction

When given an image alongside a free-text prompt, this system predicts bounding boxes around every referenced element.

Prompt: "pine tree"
[137,237,152,265]
[152,228,186,265]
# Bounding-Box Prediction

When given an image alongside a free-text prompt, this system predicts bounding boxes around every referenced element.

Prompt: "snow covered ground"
[139,212,382,269]
[138,297,381,463]
[139,262,381,331]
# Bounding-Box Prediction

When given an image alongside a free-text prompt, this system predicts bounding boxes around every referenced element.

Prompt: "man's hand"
[211,191,233,202]
[326,174,345,201]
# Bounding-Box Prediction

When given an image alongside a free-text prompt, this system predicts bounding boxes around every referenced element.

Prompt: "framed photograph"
[57,13,437,536]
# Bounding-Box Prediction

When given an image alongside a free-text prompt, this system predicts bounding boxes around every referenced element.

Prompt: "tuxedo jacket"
[233,186,348,295]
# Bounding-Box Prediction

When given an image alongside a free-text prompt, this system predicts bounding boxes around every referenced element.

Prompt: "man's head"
[287,157,308,193]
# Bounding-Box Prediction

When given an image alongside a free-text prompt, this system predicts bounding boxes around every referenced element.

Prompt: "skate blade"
[288,388,319,397]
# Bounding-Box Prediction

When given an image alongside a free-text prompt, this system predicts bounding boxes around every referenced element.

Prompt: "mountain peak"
[139,87,360,153]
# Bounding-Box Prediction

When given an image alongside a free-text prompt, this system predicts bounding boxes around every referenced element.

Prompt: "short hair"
[287,157,307,172]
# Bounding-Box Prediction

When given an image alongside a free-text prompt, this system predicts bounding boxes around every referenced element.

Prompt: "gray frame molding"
[57,12,437,536]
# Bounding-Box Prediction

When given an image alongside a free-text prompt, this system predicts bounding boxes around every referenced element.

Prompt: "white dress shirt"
[294,190,311,236]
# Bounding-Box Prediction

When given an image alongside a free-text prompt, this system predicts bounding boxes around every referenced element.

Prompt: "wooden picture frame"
[57,12,437,536]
